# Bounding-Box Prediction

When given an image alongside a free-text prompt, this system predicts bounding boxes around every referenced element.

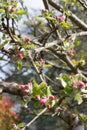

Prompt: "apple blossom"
[77,81,85,88]
[39,58,45,65]
[25,37,30,43]
[47,104,51,109]
[17,53,24,59]
[10,6,16,12]
[35,95,40,100]
[42,9,48,14]
[40,96,47,105]
[67,50,74,56]
[55,16,65,22]
[49,95,55,101]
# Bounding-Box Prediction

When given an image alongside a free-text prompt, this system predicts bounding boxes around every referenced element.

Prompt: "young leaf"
[33,80,40,96]
[16,60,22,70]
[39,82,47,89]
[61,21,72,28]
[74,93,83,105]
[0,9,5,13]
[16,9,28,15]
[61,79,67,88]
[46,86,52,96]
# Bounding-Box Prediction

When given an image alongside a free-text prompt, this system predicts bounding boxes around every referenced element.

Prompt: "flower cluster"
[0,97,18,129]
[72,80,85,89]
[35,95,55,109]
[20,82,33,94]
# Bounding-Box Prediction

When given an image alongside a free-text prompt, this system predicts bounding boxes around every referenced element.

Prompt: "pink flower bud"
[47,104,51,109]
[35,95,40,100]
[15,50,20,55]
[23,89,29,94]
[67,50,74,56]
[25,37,30,43]
[39,58,45,65]
[55,16,65,22]
[49,95,55,101]
[17,53,24,59]
[42,9,48,14]
[20,85,26,90]
[10,6,16,12]
[83,94,87,98]
[40,96,47,105]
[11,123,17,128]
[20,82,32,90]
[15,50,24,59]
[77,81,85,88]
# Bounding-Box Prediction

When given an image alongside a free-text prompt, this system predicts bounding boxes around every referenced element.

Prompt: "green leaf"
[81,88,87,93]
[0,3,9,8]
[22,43,35,49]
[79,114,87,126]
[61,0,68,2]
[51,100,56,107]
[74,93,83,104]
[46,16,56,22]
[22,101,28,108]
[34,102,40,108]
[61,74,70,82]
[0,40,8,47]
[0,9,5,13]
[43,64,52,68]
[14,35,21,42]
[16,9,28,15]
[35,61,41,67]
[18,123,25,128]
[46,86,52,96]
[16,60,22,70]
[39,82,47,89]
[74,39,80,46]
[64,84,73,95]
[61,79,67,88]
[33,80,40,96]
[61,21,72,28]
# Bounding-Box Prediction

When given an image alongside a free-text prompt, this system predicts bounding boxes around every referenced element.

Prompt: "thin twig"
[21,108,47,130]
[77,0,87,10]
[28,52,45,82]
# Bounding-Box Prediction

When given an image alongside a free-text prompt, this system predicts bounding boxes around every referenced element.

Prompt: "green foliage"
[80,114,87,126]
[0,0,87,129]
[61,21,72,28]
[15,9,28,15]
[74,93,83,104]
[33,81,52,97]
[74,38,80,46]
[57,74,86,105]
[16,60,22,70]
[0,9,5,13]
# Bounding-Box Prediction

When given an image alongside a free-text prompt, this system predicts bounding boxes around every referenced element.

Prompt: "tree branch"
[77,0,87,10]
[48,0,87,31]
[21,108,47,130]
[52,108,84,130]
[42,0,49,10]
[0,81,23,96]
